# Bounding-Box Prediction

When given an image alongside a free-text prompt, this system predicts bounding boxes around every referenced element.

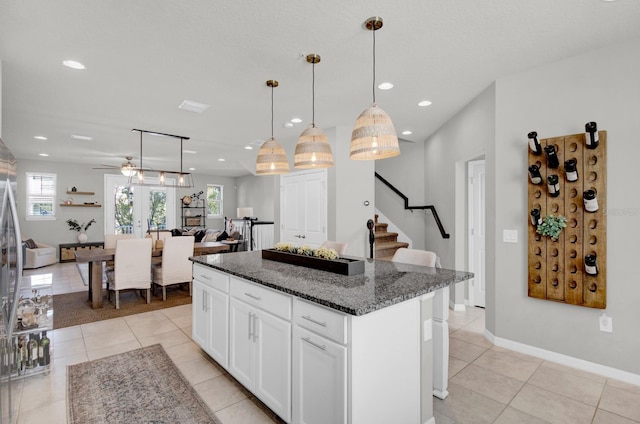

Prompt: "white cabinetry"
[192,265,229,368]
[228,277,291,423]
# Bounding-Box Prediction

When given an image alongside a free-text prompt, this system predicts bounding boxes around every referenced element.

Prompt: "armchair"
[23,239,56,269]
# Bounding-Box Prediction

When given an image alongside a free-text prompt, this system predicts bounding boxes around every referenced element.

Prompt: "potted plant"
[536,214,567,241]
[66,218,96,243]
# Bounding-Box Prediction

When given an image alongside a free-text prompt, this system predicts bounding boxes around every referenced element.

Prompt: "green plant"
[536,214,567,241]
[66,218,96,232]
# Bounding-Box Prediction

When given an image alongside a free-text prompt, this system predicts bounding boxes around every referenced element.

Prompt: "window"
[26,172,56,220]
[207,184,223,217]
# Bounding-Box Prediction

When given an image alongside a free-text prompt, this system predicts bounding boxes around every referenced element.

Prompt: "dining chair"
[104,233,136,249]
[391,248,437,267]
[321,240,348,255]
[107,238,152,309]
[151,236,195,301]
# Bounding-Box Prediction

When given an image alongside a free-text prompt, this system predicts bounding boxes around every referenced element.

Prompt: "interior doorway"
[468,159,486,308]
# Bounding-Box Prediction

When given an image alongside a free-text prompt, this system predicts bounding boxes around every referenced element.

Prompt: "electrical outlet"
[599,313,613,333]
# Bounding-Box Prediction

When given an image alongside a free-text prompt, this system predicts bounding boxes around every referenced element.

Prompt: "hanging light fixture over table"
[350,16,400,160]
[256,80,290,175]
[127,129,194,188]
[294,54,334,169]
[120,156,137,177]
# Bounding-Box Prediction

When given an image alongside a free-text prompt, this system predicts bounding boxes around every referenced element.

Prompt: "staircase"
[374,214,409,260]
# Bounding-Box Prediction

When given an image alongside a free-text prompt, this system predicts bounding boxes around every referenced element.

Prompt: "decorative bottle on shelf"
[528,165,543,184]
[547,175,560,197]
[39,331,50,366]
[584,254,598,275]
[583,190,599,212]
[530,208,542,226]
[19,335,27,373]
[0,338,8,375]
[564,159,578,182]
[528,131,542,155]
[27,334,38,369]
[585,122,599,149]
[544,145,560,169]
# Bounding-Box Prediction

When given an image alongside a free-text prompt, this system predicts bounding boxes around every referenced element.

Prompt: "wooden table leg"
[433,286,450,399]
[89,261,104,309]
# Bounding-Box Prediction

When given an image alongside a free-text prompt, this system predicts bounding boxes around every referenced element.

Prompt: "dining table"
[74,241,231,308]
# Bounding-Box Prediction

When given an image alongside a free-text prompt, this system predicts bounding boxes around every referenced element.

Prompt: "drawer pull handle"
[302,337,326,351]
[199,274,212,280]
[244,292,262,301]
[302,315,327,327]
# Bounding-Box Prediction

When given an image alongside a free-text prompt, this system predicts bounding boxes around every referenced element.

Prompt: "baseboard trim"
[483,329,640,386]
[423,417,436,424]
[449,300,466,312]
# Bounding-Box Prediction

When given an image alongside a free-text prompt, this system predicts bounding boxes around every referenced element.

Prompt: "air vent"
[178,100,210,114]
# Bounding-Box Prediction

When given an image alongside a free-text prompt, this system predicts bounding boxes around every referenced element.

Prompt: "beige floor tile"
[164,340,207,364]
[448,314,479,327]
[494,406,551,424]
[541,361,606,384]
[474,347,542,382]
[52,337,86,359]
[193,374,248,413]
[449,338,488,363]
[593,409,640,424]
[463,317,486,333]
[83,327,137,351]
[175,354,224,385]
[126,314,180,338]
[51,352,88,375]
[18,372,66,413]
[451,364,524,404]
[161,303,192,319]
[510,384,596,424]
[450,328,493,348]
[51,325,82,343]
[433,382,506,424]
[86,338,142,360]
[433,410,458,424]
[216,398,281,424]
[182,326,193,340]
[449,356,469,378]
[171,313,192,329]
[80,317,131,339]
[599,384,640,422]
[528,363,605,406]
[17,399,66,424]
[607,379,640,396]
[138,328,191,349]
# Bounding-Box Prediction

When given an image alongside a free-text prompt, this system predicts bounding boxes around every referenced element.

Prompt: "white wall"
[493,37,640,375]
[374,139,426,249]
[0,58,3,137]
[236,174,277,222]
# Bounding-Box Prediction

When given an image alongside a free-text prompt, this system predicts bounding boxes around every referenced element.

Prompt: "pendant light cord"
[372,27,376,104]
[312,60,316,127]
[271,85,274,139]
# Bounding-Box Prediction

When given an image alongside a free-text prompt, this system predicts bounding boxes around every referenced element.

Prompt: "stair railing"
[366,219,375,259]
[375,172,450,239]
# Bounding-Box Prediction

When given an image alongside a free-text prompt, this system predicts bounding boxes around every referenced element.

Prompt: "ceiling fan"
[93,156,138,176]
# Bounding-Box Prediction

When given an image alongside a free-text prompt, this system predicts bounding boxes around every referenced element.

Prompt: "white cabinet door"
[255,310,291,423]
[208,286,229,368]
[292,326,347,424]
[280,170,327,247]
[192,280,210,349]
[228,298,255,390]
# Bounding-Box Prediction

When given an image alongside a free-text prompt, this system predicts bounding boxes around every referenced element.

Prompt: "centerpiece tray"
[261,248,365,276]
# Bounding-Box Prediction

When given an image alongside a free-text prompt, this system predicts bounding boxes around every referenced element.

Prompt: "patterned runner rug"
[67,344,221,424]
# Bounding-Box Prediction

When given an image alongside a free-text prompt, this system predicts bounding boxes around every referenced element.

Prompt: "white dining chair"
[151,236,195,301]
[321,240,348,255]
[104,233,136,249]
[391,248,437,267]
[107,238,152,309]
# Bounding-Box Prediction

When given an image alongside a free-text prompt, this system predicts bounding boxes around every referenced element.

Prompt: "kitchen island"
[190,251,472,424]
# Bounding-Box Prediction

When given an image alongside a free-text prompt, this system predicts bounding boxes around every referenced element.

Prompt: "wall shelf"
[66,191,95,195]
[59,204,101,207]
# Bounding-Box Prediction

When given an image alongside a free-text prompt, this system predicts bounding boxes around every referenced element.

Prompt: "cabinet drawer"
[193,264,229,293]
[293,298,347,344]
[230,277,291,320]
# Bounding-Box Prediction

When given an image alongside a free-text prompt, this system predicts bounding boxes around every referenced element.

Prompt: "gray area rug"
[76,262,106,286]
[67,344,222,424]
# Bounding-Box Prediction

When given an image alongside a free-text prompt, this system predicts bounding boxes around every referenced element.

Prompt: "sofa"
[23,240,57,269]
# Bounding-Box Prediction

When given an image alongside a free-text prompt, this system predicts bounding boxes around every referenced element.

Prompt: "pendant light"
[256,80,290,175]
[294,54,334,169]
[350,16,400,160]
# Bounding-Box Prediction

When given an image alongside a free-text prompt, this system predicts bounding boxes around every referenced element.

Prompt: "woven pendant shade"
[350,103,399,160]
[294,125,334,168]
[256,137,290,175]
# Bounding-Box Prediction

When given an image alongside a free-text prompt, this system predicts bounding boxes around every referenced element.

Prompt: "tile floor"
[14,263,640,424]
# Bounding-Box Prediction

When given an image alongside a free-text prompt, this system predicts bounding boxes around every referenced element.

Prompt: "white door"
[104,175,176,237]
[255,310,291,422]
[293,326,347,424]
[208,286,229,368]
[192,280,210,349]
[228,298,256,390]
[280,169,327,247]
[468,160,486,307]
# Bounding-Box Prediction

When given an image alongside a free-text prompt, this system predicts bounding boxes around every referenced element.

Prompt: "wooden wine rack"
[527,131,606,308]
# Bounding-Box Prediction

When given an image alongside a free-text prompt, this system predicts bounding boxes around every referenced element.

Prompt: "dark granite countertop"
[190,251,473,316]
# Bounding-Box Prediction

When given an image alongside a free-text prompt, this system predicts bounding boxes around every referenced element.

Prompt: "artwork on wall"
[527,123,606,309]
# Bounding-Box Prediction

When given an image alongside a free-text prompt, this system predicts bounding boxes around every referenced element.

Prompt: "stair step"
[374,232,399,243]
[375,241,409,259]
[375,223,388,231]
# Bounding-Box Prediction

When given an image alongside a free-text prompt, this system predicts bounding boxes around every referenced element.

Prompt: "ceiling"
[1,1,639,177]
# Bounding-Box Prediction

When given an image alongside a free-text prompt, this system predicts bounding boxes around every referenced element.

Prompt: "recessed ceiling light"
[34,136,47,140]
[290,118,302,123]
[62,60,86,70]
[178,100,210,114]
[39,153,49,157]
[218,158,225,162]
[418,100,432,107]
[402,130,413,135]
[183,150,197,154]
[189,167,196,171]
[284,122,294,128]
[244,146,254,150]
[71,134,93,141]
[378,82,394,90]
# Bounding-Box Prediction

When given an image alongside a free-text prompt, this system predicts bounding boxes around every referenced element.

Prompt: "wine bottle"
[0,338,8,375]
[39,331,50,366]
[27,334,38,369]
[12,338,20,374]
[19,336,27,373]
